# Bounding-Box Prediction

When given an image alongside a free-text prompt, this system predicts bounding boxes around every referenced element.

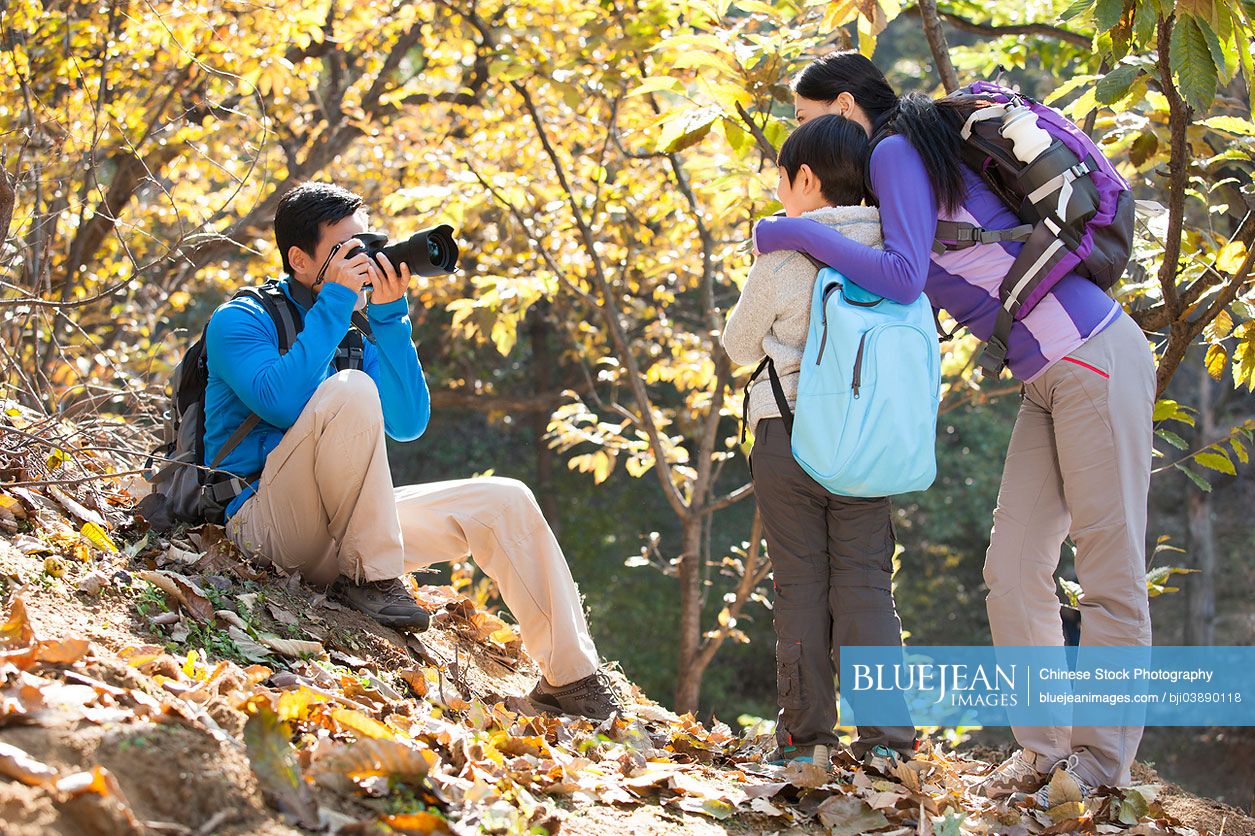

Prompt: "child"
[722,115,917,765]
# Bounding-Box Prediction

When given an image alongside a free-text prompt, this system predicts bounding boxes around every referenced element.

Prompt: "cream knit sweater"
[722,205,884,433]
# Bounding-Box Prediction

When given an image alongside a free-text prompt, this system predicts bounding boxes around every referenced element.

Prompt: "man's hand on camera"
[369,253,410,306]
[319,242,378,295]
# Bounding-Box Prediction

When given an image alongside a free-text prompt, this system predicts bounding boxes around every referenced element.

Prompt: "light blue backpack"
[749,266,941,497]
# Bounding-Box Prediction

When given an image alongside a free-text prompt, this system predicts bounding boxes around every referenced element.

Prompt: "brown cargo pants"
[751,417,917,756]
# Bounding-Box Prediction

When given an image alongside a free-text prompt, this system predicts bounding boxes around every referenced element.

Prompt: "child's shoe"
[767,743,832,766]
[866,744,905,763]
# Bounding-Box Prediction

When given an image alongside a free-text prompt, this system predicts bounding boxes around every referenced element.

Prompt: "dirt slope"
[1,427,1252,835]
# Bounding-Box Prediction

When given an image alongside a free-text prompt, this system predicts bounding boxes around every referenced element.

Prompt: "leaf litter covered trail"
[2,444,1254,834]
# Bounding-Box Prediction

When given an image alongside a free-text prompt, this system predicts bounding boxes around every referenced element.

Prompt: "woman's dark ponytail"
[793,51,967,214]
[879,93,966,214]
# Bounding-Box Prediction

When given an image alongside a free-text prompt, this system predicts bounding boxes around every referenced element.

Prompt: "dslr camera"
[345,225,459,278]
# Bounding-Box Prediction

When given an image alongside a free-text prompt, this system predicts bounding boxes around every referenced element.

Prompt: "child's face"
[777,166,828,217]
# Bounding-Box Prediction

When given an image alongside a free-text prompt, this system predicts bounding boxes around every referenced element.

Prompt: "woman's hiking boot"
[527,671,622,720]
[1017,754,1094,814]
[335,577,430,631]
[973,748,1052,798]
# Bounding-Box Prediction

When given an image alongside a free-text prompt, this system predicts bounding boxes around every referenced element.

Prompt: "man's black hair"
[274,182,365,275]
[776,115,870,206]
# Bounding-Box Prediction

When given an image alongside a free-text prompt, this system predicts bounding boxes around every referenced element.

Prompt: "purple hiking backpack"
[932,80,1135,374]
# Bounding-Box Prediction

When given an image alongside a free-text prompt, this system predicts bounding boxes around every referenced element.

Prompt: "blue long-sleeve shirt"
[203,278,430,518]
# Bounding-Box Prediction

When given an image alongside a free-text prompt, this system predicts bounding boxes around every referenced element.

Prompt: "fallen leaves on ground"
[0,423,1225,835]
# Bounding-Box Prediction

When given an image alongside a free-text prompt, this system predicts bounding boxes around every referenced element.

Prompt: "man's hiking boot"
[973,748,1051,799]
[336,577,430,631]
[528,671,621,720]
[768,743,832,766]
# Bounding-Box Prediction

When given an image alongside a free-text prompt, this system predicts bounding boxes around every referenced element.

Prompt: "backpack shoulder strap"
[977,220,1077,375]
[232,282,301,355]
[800,252,827,272]
[350,309,375,343]
[334,328,366,372]
[741,356,794,442]
[209,414,261,470]
[863,126,896,207]
[249,281,302,355]
[933,308,957,343]
[332,309,376,371]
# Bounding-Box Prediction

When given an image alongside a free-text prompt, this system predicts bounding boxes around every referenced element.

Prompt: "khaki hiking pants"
[225,370,600,687]
[751,418,917,757]
[985,311,1155,787]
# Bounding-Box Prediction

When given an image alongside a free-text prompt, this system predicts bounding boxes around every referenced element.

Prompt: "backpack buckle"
[978,334,1010,376]
[947,226,983,248]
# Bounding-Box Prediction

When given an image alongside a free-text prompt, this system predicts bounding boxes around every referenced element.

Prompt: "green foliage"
[1146,565,1199,597]
[1170,14,1219,112]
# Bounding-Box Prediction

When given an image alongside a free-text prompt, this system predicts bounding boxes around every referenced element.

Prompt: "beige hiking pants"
[984,312,1155,787]
[225,370,600,686]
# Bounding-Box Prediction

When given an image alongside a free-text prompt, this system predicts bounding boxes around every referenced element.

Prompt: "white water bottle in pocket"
[1000,104,1053,164]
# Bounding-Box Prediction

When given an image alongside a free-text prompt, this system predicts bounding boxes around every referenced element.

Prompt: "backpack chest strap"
[934,220,1035,253]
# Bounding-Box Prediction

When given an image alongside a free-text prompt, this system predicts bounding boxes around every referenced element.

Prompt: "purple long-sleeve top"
[753,134,1120,382]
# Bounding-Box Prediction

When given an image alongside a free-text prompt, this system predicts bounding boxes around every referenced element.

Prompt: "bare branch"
[511,80,689,519]
[704,481,754,514]
[1156,15,1190,320]
[916,0,960,92]
[900,4,1092,48]
[0,154,14,247]
[694,509,770,672]
[734,102,777,157]
[463,162,598,308]
[1133,210,1255,332]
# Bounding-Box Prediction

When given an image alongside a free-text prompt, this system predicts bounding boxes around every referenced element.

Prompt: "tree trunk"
[1184,367,1217,645]
[917,0,960,92]
[674,515,705,713]
[0,157,15,249]
[528,309,561,533]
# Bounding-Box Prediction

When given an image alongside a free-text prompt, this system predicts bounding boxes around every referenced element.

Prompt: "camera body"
[345,225,459,278]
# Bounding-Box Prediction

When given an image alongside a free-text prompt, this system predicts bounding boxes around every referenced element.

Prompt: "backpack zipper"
[817,282,843,364]
[851,333,867,398]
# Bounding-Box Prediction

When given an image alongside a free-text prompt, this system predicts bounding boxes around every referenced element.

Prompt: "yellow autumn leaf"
[182,649,203,679]
[0,494,25,519]
[331,708,396,740]
[276,688,326,722]
[1205,343,1228,379]
[80,522,117,553]
[488,625,519,648]
[1217,240,1248,274]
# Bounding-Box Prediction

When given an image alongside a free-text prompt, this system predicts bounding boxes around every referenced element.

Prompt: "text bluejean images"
[837,646,1253,727]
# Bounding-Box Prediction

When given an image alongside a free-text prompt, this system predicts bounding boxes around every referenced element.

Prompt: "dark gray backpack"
[138,281,371,531]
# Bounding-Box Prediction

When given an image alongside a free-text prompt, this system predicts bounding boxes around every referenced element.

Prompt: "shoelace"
[1037,753,1092,803]
[568,671,620,710]
[368,579,416,606]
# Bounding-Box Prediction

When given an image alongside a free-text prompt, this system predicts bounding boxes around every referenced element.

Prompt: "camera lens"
[377,224,458,277]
